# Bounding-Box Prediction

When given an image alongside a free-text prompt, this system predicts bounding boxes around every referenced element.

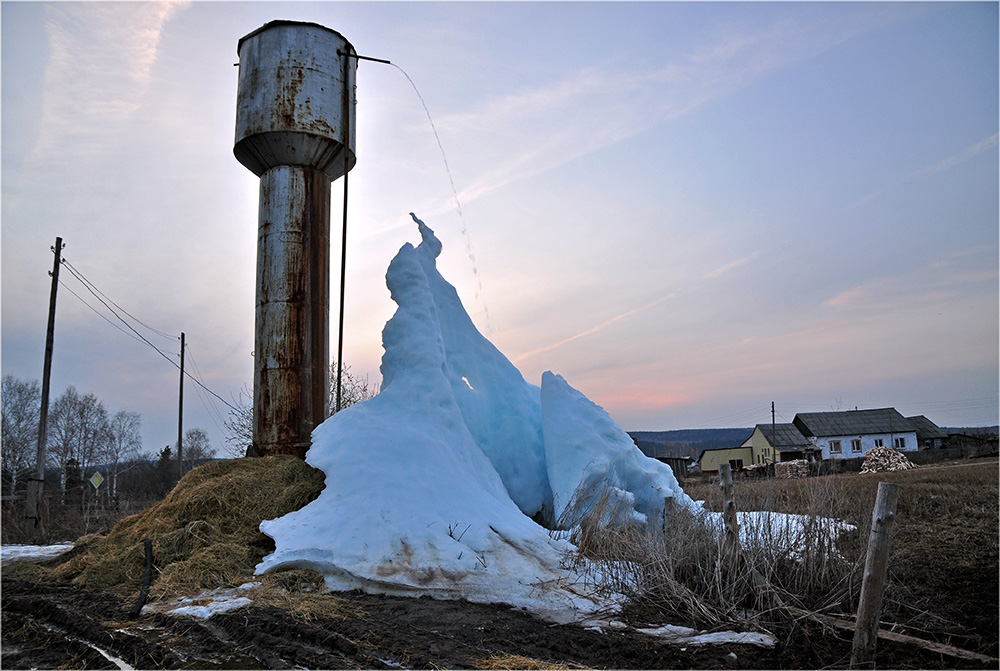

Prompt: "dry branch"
[787,607,998,664]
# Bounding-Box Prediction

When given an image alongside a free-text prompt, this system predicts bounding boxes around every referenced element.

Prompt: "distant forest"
[628,428,753,461]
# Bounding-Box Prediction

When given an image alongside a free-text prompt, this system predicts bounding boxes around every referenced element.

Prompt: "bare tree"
[224,361,379,457]
[181,427,216,473]
[1,375,41,495]
[223,385,253,458]
[106,411,142,497]
[326,359,379,417]
[47,386,110,495]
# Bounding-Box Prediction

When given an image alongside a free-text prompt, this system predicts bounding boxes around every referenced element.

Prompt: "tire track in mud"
[1,579,381,669]
[2,576,782,670]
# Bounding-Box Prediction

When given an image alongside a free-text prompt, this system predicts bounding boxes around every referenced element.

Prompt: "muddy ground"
[2,574,993,670]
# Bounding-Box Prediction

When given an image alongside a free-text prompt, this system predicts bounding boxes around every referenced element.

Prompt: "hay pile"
[775,459,810,478]
[47,456,325,600]
[861,446,916,473]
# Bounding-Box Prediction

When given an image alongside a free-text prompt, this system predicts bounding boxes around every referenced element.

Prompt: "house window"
[851,439,862,453]
[874,438,884,448]
[729,459,743,471]
[829,440,842,454]
[894,437,906,449]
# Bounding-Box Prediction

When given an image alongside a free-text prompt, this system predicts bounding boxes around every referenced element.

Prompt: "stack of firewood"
[860,446,917,473]
[775,459,810,478]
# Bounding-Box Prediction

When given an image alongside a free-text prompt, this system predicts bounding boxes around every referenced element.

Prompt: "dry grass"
[477,652,582,669]
[570,459,998,654]
[251,568,362,622]
[39,456,325,600]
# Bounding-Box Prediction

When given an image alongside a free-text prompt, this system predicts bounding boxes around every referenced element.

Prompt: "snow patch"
[638,624,776,647]
[1,543,74,565]
[142,583,260,619]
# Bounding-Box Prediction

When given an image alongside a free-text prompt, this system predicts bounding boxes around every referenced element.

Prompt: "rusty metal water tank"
[234,21,357,458]
[235,20,357,179]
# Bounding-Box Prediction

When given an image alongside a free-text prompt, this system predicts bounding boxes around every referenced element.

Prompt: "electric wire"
[61,259,181,367]
[184,344,229,434]
[59,257,239,412]
[62,259,177,341]
[58,279,149,347]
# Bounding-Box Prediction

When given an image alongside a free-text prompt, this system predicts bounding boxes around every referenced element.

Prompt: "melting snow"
[1,543,74,565]
[637,624,777,647]
[254,214,853,626]
[141,583,260,619]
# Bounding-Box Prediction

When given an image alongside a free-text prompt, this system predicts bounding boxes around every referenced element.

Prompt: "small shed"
[698,446,752,474]
[906,415,948,449]
[742,423,813,463]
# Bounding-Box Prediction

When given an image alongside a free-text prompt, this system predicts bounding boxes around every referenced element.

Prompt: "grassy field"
[676,458,999,659]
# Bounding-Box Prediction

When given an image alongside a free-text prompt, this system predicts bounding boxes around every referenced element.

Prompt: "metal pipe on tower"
[234,21,357,458]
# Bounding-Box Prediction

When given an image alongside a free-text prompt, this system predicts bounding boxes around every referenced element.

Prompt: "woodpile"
[861,446,917,473]
[775,459,810,478]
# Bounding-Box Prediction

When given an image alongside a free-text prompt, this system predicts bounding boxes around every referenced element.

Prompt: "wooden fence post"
[718,463,741,568]
[851,481,901,669]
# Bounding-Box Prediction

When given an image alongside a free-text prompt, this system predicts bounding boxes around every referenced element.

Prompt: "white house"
[792,408,921,460]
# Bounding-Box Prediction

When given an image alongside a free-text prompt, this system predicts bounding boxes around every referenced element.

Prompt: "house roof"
[697,445,751,462]
[754,423,811,448]
[906,415,948,440]
[794,408,913,438]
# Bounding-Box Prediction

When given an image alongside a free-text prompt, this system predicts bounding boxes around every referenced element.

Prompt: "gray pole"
[851,482,901,668]
[336,47,352,414]
[771,401,776,457]
[176,332,184,480]
[26,237,63,530]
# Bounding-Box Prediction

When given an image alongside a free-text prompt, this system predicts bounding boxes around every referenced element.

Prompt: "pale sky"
[3,1,998,456]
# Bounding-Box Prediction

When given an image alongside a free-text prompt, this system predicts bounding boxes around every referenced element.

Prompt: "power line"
[185,344,230,432]
[59,256,240,412]
[61,259,180,367]
[62,259,177,341]
[58,279,149,347]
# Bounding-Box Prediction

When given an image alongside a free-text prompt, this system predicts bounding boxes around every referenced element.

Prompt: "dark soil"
[3,458,995,670]
[2,574,995,670]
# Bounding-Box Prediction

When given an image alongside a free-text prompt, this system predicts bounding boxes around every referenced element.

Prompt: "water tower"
[234,21,356,457]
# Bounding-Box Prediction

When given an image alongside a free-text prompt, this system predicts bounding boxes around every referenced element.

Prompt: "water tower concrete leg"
[253,165,331,457]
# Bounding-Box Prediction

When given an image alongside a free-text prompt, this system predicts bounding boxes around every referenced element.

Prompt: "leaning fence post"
[718,463,741,568]
[851,481,901,669]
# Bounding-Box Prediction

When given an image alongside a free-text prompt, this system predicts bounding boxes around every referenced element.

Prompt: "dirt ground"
[3,457,996,670]
[2,572,994,670]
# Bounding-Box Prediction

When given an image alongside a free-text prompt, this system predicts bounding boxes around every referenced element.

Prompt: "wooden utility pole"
[176,332,185,481]
[26,237,64,531]
[851,481,901,668]
[718,463,741,569]
[771,401,776,445]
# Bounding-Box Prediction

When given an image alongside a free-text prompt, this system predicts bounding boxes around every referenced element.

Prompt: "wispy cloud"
[28,2,188,166]
[704,253,760,280]
[824,251,997,311]
[850,133,1000,209]
[430,8,907,212]
[513,292,677,363]
[912,133,999,177]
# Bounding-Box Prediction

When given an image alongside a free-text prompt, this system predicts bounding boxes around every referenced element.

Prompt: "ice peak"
[409,212,442,259]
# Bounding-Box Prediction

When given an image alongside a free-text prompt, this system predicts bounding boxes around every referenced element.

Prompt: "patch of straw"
[43,456,325,600]
[477,652,582,669]
[251,568,362,622]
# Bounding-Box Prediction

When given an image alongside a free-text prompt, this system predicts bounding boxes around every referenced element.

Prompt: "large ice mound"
[541,371,696,528]
[256,215,695,618]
